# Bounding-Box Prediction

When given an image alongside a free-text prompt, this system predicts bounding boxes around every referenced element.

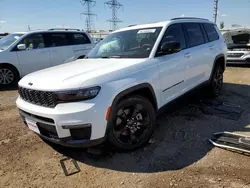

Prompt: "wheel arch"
[110,83,158,111]
[209,54,226,81]
[0,62,20,79]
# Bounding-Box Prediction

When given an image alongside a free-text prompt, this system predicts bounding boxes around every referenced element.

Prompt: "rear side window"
[203,23,219,42]
[47,33,70,47]
[183,23,205,47]
[71,33,91,45]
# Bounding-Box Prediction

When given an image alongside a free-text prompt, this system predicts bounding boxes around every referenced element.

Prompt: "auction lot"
[0,66,250,188]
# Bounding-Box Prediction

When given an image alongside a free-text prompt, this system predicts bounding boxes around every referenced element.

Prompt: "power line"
[80,0,96,32]
[105,0,123,31]
[213,0,219,24]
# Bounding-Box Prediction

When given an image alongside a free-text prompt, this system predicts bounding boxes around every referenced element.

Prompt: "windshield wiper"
[100,56,121,58]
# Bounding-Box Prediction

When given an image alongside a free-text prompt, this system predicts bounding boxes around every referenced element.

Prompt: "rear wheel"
[0,65,19,87]
[207,64,224,97]
[107,96,156,151]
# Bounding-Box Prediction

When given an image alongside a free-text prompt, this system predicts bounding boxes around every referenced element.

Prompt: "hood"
[223,29,250,48]
[19,58,146,91]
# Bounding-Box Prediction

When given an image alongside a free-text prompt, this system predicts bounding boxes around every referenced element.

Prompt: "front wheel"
[107,96,156,151]
[0,65,19,88]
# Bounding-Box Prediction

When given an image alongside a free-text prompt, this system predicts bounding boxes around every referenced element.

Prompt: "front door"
[16,33,51,76]
[154,24,190,106]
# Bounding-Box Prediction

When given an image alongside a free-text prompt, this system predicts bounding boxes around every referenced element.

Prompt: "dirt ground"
[0,66,250,188]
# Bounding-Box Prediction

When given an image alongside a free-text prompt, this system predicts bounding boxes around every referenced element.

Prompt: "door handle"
[184,52,191,58]
[209,45,214,50]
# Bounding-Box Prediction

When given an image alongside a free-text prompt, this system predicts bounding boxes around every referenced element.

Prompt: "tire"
[207,64,224,97]
[0,65,19,88]
[107,95,156,151]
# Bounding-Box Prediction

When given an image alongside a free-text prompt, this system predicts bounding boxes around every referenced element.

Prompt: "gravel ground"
[0,66,250,188]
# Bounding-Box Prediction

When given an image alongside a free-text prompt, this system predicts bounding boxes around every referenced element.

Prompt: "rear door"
[202,23,221,74]
[46,32,75,67]
[70,32,94,58]
[182,23,211,88]
[15,33,51,75]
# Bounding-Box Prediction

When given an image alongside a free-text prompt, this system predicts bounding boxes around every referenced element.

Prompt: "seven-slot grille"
[18,87,56,108]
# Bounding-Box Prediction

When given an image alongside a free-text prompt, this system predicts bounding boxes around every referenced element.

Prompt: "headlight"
[55,86,101,102]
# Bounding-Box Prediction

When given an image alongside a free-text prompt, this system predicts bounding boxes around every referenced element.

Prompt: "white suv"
[16,18,227,150]
[0,29,94,87]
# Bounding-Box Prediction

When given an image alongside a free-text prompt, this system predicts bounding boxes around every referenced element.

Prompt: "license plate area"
[26,118,40,134]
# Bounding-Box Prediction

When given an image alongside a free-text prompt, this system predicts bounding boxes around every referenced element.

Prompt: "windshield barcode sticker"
[137,29,156,34]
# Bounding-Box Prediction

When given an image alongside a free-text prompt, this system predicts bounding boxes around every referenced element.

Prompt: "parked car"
[0,28,94,87]
[223,28,250,64]
[17,17,227,150]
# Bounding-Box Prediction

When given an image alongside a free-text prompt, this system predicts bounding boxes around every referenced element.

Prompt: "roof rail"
[48,28,81,31]
[128,24,137,27]
[171,17,209,21]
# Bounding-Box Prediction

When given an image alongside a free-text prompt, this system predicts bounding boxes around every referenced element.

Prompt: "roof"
[114,17,213,33]
[12,29,86,35]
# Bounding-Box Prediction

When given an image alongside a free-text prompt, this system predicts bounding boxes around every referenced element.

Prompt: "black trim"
[62,123,91,129]
[40,134,106,148]
[209,53,226,81]
[157,80,209,116]
[111,83,158,110]
[162,80,184,92]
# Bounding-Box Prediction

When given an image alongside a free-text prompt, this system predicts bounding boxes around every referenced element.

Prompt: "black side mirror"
[160,41,181,55]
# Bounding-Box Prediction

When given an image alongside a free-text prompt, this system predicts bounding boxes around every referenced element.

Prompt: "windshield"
[87,27,162,58]
[0,33,24,50]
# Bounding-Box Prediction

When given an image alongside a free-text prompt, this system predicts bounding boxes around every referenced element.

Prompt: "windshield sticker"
[14,36,20,40]
[137,29,156,34]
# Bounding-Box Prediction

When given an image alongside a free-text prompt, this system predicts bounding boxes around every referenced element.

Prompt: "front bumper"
[17,96,109,148]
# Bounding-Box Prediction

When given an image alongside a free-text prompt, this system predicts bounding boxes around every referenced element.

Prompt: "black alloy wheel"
[108,96,156,151]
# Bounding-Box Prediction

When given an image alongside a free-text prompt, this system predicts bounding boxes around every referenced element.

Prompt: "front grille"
[19,87,56,108]
[228,53,244,58]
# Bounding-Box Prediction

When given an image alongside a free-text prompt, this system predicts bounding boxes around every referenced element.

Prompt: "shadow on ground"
[49,82,250,173]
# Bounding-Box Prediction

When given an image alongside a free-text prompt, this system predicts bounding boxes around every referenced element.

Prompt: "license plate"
[26,118,40,134]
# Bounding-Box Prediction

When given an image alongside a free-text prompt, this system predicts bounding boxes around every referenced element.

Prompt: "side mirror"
[17,44,26,51]
[160,41,181,55]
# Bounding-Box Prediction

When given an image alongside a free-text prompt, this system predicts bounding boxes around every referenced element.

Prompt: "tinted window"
[19,34,45,50]
[184,23,205,47]
[72,33,91,45]
[203,23,219,42]
[160,24,186,50]
[48,33,69,47]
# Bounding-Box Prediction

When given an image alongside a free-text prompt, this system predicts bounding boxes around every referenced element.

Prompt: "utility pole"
[105,0,123,31]
[28,25,31,31]
[80,0,96,33]
[214,0,219,24]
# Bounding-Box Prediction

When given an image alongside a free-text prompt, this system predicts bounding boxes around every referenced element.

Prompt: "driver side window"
[157,24,186,54]
[18,34,45,50]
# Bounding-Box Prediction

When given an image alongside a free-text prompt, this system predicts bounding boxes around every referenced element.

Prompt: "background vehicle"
[223,28,250,64]
[0,28,94,87]
[17,18,227,151]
